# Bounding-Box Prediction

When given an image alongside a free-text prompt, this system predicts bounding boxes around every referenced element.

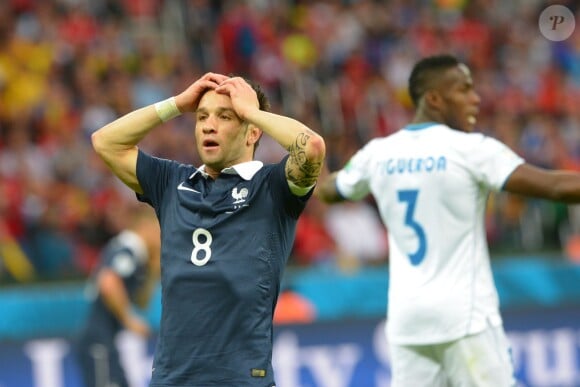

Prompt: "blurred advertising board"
[1,307,580,387]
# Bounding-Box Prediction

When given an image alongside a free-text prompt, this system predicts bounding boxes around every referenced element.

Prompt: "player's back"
[361,123,523,344]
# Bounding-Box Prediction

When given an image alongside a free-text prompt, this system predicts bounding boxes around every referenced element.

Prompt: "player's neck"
[411,111,443,126]
[204,168,220,180]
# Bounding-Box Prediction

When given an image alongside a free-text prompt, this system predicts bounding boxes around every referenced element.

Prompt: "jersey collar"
[403,122,440,131]
[191,160,264,181]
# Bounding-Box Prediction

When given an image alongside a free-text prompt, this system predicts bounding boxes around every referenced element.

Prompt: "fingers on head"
[210,72,230,82]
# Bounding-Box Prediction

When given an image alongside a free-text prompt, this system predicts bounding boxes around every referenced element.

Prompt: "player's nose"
[470,90,481,106]
[202,116,218,133]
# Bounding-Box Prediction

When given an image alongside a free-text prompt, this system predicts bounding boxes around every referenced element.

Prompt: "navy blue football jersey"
[136,150,310,386]
[82,231,149,339]
[76,231,150,387]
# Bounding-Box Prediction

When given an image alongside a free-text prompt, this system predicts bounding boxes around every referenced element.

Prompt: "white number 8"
[191,228,212,266]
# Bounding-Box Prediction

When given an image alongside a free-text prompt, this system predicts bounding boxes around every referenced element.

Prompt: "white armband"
[154,97,181,122]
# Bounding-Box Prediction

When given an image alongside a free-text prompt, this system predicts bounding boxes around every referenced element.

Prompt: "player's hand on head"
[215,77,259,121]
[175,72,230,113]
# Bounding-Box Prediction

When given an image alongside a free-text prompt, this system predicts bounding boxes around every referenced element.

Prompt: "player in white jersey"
[317,54,580,386]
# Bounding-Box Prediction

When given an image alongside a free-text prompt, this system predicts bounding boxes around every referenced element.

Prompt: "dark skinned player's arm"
[317,163,580,204]
[315,171,346,203]
[503,163,580,203]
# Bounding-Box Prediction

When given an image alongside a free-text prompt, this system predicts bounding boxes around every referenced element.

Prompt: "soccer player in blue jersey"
[76,205,160,387]
[91,73,325,386]
[317,54,580,386]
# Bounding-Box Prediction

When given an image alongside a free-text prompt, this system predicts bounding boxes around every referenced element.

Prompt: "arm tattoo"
[285,132,322,187]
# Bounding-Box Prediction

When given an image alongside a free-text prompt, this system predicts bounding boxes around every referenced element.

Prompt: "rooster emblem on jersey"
[232,187,249,204]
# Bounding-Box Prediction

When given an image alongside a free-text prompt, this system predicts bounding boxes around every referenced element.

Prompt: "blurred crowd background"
[1,0,580,284]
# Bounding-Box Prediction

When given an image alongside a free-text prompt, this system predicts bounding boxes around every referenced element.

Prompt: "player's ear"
[246,125,262,147]
[424,90,443,110]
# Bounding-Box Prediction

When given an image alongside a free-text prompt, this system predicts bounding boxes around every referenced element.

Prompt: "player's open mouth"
[203,140,219,149]
[467,115,476,125]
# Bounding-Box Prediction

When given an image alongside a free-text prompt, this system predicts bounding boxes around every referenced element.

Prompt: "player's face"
[437,64,481,132]
[194,90,256,175]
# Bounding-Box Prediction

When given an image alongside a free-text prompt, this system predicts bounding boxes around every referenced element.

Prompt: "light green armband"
[287,180,315,196]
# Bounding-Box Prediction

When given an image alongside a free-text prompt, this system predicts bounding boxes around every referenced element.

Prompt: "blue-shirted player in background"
[76,204,160,387]
[91,73,325,386]
[317,54,580,387]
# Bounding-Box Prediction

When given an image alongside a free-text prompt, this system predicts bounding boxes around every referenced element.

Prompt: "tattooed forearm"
[286,132,323,187]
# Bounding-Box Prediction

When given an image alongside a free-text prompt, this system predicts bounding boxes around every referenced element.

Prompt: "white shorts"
[389,324,517,387]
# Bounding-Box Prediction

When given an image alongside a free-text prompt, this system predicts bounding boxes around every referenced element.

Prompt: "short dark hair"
[248,79,271,112]
[237,76,270,154]
[408,54,460,106]
[227,74,271,112]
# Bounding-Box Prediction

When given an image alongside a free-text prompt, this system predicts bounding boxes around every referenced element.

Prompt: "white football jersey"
[335,123,524,345]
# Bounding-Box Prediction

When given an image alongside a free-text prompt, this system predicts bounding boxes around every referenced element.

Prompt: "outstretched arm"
[91,72,229,193]
[504,163,580,203]
[315,171,346,203]
[216,77,326,194]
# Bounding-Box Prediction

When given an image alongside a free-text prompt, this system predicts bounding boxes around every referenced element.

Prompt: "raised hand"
[215,76,260,121]
[175,72,230,113]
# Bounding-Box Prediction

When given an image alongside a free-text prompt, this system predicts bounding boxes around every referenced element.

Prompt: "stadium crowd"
[1,0,579,282]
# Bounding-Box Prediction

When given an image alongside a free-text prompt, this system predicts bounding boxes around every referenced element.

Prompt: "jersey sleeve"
[107,250,138,278]
[136,150,178,208]
[335,141,375,201]
[468,135,525,191]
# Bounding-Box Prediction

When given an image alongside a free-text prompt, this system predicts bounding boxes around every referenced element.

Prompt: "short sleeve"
[136,150,178,207]
[468,135,525,191]
[108,251,137,278]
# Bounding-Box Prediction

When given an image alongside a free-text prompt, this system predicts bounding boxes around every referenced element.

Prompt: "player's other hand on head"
[215,77,259,121]
[175,72,230,113]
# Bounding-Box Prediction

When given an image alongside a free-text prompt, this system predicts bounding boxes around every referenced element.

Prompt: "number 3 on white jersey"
[397,190,427,265]
[191,228,212,266]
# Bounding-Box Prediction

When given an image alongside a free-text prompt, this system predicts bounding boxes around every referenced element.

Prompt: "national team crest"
[232,187,249,204]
